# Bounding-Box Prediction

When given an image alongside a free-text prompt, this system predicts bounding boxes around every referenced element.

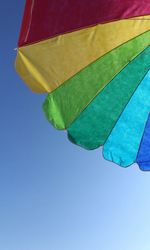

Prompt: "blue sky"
[1,1,150,250]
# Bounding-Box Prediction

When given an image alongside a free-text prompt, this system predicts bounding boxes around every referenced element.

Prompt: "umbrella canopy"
[16,0,150,170]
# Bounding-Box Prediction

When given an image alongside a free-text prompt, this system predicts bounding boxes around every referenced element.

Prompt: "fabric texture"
[103,70,150,168]
[16,0,150,170]
[136,115,150,171]
[16,17,150,93]
[43,32,150,130]
[67,47,150,149]
[18,0,150,46]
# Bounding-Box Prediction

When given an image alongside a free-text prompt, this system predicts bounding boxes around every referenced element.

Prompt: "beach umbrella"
[16,0,150,170]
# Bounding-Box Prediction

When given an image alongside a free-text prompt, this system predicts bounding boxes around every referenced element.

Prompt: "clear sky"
[1,1,150,250]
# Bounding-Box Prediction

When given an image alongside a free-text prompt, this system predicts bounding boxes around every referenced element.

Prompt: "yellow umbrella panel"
[16,16,150,93]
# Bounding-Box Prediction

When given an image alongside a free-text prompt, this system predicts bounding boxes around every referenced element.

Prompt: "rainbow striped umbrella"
[15,0,150,170]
